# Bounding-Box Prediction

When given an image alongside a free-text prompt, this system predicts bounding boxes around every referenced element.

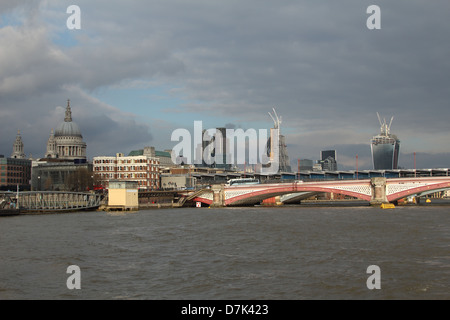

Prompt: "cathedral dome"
[47,100,87,161]
[55,121,82,138]
[54,100,83,138]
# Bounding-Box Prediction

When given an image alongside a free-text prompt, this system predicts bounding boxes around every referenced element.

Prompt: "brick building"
[93,152,160,190]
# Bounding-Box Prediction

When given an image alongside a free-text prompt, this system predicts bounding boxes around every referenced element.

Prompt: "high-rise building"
[199,128,232,170]
[320,150,337,171]
[321,150,336,162]
[371,113,400,170]
[267,108,292,172]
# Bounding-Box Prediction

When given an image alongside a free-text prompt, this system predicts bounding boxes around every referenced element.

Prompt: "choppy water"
[0,205,449,300]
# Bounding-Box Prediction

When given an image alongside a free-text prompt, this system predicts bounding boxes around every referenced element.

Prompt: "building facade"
[107,180,139,210]
[0,156,32,191]
[93,153,160,190]
[31,160,93,191]
[1,130,31,190]
[319,150,338,171]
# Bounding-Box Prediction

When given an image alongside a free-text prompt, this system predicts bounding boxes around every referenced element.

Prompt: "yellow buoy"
[380,203,395,209]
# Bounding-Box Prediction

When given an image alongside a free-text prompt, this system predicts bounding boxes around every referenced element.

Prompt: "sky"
[1,0,449,170]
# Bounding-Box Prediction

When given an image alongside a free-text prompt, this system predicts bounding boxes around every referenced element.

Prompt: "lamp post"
[356,155,359,180]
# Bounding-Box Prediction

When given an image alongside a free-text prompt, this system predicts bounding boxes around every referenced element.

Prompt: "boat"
[0,191,21,216]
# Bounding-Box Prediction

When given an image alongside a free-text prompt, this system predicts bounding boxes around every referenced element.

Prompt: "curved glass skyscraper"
[371,113,400,170]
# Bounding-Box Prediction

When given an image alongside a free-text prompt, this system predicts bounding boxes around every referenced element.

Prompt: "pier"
[1,191,104,213]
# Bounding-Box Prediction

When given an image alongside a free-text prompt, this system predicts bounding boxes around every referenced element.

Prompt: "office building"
[371,113,400,170]
[0,155,32,191]
[320,150,337,171]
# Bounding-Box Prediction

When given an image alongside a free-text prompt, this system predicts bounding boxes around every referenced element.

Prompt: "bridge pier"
[211,184,225,207]
[370,177,389,205]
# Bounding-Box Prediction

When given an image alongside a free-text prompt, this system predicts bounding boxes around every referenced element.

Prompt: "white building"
[93,153,160,190]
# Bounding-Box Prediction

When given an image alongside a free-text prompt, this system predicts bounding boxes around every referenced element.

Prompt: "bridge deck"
[188,177,450,206]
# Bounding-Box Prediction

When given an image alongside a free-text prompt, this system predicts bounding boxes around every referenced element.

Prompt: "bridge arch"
[188,177,450,207]
[224,184,372,206]
[387,181,450,202]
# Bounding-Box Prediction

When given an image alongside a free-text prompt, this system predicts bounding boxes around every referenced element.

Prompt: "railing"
[5,191,105,212]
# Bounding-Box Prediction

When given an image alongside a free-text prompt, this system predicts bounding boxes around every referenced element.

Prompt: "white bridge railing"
[1,191,104,212]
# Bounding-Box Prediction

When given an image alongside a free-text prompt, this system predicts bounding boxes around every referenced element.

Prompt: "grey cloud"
[1,1,450,169]
[0,0,35,14]
[0,89,153,159]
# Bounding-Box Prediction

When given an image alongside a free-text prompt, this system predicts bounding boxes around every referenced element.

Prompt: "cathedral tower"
[11,130,26,159]
[45,129,57,158]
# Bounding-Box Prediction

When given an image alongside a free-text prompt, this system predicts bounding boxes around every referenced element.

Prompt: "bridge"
[187,177,450,206]
[0,191,104,212]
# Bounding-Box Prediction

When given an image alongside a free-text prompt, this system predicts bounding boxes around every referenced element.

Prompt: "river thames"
[0,204,449,300]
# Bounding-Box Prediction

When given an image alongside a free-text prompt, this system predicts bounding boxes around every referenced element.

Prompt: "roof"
[128,149,171,158]
[128,150,143,156]
[156,151,171,158]
[55,121,82,138]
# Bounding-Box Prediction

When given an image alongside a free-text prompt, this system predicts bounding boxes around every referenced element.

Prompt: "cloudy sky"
[1,0,449,170]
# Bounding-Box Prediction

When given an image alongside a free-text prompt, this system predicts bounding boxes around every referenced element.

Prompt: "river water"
[0,204,449,300]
